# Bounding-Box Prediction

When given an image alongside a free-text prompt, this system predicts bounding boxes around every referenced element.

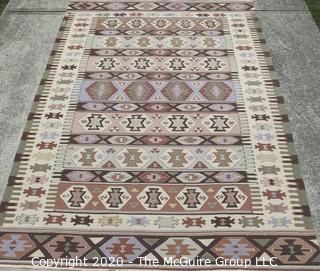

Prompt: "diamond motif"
[203,58,222,71]
[82,103,108,111]
[176,173,206,183]
[200,82,233,101]
[65,170,96,182]
[202,115,237,133]
[102,172,133,183]
[101,19,123,28]
[161,82,192,101]
[204,148,241,168]
[137,186,170,210]
[214,172,245,183]
[168,58,186,70]
[268,237,318,264]
[70,147,105,167]
[104,3,129,10]
[60,185,93,209]
[124,82,156,101]
[175,136,205,145]
[138,172,171,183]
[0,234,35,259]
[151,19,171,29]
[44,235,90,258]
[226,3,252,11]
[211,136,240,145]
[176,19,195,29]
[99,186,132,209]
[97,58,118,70]
[160,148,195,168]
[133,2,158,10]
[80,113,110,131]
[141,136,171,145]
[176,187,208,210]
[108,136,135,145]
[212,237,258,260]
[200,19,221,29]
[214,186,248,209]
[99,237,146,262]
[121,114,151,132]
[155,238,202,260]
[162,114,194,132]
[117,148,150,168]
[166,3,190,11]
[127,18,147,28]
[195,3,220,10]
[176,104,203,111]
[85,81,117,100]
[133,57,152,69]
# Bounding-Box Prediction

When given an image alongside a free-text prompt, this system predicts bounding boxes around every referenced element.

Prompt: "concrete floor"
[0,0,319,269]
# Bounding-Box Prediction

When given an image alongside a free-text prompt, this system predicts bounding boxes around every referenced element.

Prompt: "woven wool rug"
[0,0,319,269]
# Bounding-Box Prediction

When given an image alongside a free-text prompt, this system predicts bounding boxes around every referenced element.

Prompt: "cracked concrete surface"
[0,0,319,270]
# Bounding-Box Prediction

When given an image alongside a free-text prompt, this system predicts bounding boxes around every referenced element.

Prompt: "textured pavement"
[0,0,319,269]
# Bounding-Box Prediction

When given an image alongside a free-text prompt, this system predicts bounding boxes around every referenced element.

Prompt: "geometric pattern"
[65,146,246,170]
[0,0,319,269]
[55,183,252,213]
[99,236,146,262]
[74,112,240,135]
[0,233,318,266]
[69,135,243,146]
[80,81,236,103]
[61,170,249,183]
[87,56,230,73]
[75,102,238,113]
[68,2,255,11]
[91,37,227,50]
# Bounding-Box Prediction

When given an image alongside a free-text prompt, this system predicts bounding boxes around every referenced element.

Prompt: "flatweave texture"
[0,0,319,269]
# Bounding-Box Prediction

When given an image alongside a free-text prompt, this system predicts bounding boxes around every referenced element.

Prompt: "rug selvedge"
[0,0,319,268]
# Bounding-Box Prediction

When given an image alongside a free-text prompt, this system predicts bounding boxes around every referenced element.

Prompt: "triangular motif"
[103,161,116,168]
[34,235,51,244]
[85,250,102,259]
[142,238,160,246]
[193,162,208,168]
[29,250,45,258]
[147,162,162,168]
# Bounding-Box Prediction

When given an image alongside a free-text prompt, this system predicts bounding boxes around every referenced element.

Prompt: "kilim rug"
[0,0,319,270]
